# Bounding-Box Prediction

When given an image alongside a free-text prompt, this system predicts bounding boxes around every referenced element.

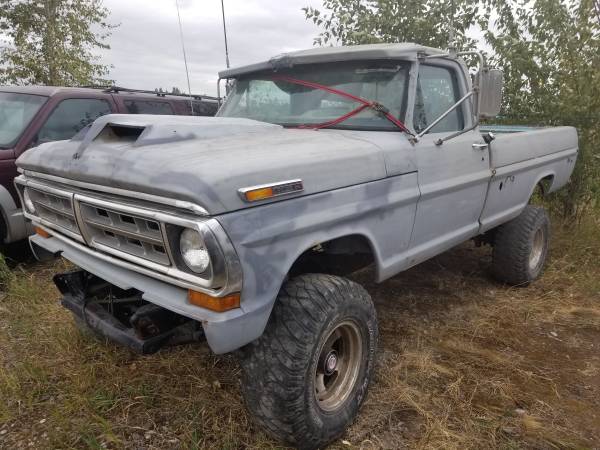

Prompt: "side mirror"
[478,68,503,118]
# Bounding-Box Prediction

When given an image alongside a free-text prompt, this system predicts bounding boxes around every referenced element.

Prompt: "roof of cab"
[219,42,447,78]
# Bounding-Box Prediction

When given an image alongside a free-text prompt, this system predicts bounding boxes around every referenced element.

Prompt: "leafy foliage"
[0,0,115,86]
[484,0,600,218]
[303,0,481,49]
[304,0,600,217]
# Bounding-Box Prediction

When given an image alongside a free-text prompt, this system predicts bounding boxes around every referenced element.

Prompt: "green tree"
[484,0,600,218]
[303,0,481,49]
[305,0,600,217]
[0,0,115,86]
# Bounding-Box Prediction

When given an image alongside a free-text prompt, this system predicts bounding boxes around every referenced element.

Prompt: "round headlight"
[180,228,210,273]
[23,188,36,214]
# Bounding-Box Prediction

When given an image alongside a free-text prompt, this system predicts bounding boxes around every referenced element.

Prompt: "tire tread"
[492,205,550,286]
[239,274,376,449]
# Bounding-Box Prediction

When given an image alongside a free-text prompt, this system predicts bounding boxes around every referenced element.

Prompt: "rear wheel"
[238,274,378,450]
[492,205,551,286]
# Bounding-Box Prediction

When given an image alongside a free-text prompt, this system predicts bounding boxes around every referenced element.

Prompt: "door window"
[38,98,111,142]
[413,65,464,134]
[124,100,174,115]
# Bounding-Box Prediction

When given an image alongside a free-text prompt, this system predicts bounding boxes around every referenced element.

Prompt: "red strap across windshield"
[269,75,413,135]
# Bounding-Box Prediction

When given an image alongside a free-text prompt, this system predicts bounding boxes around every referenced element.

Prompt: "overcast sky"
[98,0,325,96]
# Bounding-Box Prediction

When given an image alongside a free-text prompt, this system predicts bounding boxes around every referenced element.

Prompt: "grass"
[1,214,599,449]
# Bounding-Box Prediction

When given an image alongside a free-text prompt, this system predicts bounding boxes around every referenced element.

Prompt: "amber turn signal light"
[188,290,240,312]
[34,226,51,238]
[244,187,274,202]
[239,180,304,203]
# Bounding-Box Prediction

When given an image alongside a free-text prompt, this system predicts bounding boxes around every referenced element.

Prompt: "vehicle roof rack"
[79,85,220,102]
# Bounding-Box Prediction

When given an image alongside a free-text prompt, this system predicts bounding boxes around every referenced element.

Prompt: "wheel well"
[288,234,375,278]
[536,174,555,197]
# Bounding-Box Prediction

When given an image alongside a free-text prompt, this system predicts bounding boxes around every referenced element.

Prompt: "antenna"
[448,0,457,55]
[175,0,194,114]
[221,0,231,68]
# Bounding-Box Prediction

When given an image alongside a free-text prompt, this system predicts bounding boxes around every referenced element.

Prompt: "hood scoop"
[72,114,283,159]
[98,123,146,142]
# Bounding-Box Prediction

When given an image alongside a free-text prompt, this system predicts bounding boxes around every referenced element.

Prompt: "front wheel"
[238,274,378,450]
[491,205,551,286]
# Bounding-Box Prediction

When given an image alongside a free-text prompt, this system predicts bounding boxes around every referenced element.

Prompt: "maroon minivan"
[0,86,218,244]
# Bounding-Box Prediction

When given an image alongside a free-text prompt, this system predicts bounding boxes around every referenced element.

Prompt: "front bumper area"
[56,270,199,354]
[32,234,270,354]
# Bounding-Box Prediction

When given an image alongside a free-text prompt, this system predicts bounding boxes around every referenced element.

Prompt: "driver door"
[408,63,491,265]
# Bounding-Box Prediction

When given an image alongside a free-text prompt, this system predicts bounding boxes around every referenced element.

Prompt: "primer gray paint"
[19,43,579,353]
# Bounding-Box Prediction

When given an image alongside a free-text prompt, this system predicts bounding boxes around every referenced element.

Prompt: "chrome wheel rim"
[529,228,545,271]
[314,320,363,412]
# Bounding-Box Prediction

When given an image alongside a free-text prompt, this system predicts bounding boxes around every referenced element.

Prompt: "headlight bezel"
[163,221,231,288]
[22,187,36,214]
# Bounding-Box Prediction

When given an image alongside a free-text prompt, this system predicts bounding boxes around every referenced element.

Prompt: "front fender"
[215,173,419,349]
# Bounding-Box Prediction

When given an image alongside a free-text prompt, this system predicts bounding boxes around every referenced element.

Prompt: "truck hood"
[16,115,387,215]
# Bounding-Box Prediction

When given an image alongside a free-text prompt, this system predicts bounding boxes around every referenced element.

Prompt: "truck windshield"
[0,92,48,149]
[218,61,410,130]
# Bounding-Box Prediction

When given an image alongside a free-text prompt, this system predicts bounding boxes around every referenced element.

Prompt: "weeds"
[0,215,599,449]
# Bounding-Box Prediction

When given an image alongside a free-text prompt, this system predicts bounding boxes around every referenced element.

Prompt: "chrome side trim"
[22,170,210,216]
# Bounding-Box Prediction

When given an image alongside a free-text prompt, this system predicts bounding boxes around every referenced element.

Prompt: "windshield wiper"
[270,75,414,136]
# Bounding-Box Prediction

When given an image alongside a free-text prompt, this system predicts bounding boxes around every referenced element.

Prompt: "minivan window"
[0,92,47,148]
[413,65,464,134]
[190,100,218,116]
[37,98,112,143]
[124,100,174,115]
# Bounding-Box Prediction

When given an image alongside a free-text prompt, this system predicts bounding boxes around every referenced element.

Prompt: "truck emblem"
[238,179,304,202]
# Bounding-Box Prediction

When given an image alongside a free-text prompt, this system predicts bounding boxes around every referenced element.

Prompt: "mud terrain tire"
[238,274,378,450]
[492,205,550,286]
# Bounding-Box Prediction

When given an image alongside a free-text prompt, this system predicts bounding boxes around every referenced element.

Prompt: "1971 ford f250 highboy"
[14,43,578,449]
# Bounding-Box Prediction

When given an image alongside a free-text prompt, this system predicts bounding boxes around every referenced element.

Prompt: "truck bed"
[484,125,577,168]
[478,125,578,232]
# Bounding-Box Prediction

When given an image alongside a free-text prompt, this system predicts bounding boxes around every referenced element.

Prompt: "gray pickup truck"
[14,43,577,449]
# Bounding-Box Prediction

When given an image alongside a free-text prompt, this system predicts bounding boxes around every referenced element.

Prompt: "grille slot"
[78,202,169,266]
[27,188,80,235]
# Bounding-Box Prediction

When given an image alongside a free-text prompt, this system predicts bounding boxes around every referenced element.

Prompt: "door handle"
[472,143,488,150]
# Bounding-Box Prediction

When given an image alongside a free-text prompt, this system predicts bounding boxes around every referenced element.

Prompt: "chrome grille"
[27,187,80,235]
[78,202,169,265]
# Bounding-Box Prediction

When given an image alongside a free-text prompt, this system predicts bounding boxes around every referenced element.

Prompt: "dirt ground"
[1,216,599,449]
